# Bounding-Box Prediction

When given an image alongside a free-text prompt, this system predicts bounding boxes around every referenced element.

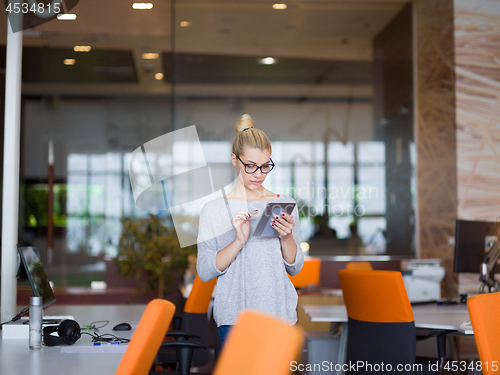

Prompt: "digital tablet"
[253,201,296,237]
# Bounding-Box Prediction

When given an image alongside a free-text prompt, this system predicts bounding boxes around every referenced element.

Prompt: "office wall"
[454,0,500,221]
[22,98,373,179]
[415,0,457,297]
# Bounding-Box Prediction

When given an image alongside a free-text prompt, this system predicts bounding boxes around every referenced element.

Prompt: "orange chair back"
[213,310,303,375]
[346,261,373,271]
[184,273,217,314]
[115,299,175,375]
[289,257,321,288]
[467,293,500,375]
[339,269,413,323]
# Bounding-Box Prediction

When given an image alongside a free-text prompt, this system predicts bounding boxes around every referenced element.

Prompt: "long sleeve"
[283,202,304,276]
[196,204,229,282]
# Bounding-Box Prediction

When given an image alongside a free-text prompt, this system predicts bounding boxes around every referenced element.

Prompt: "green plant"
[115,214,195,299]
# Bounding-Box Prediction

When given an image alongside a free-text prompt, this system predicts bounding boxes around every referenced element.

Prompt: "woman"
[196,114,304,346]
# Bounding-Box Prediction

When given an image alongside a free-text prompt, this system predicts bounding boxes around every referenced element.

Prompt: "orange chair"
[467,293,500,375]
[115,299,175,375]
[345,261,372,271]
[157,273,217,372]
[338,270,437,375]
[289,257,321,288]
[212,310,303,375]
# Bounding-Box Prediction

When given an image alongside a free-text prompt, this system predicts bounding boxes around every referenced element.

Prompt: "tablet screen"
[253,202,296,237]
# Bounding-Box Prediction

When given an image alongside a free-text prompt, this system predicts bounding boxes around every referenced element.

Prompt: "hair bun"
[236,114,255,134]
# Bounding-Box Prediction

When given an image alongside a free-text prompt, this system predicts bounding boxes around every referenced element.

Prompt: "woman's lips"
[251,180,261,184]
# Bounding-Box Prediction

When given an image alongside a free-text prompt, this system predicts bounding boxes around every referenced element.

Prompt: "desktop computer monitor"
[18,246,56,307]
[454,220,500,274]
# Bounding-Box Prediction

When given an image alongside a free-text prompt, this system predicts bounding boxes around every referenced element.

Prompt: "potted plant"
[115,214,195,300]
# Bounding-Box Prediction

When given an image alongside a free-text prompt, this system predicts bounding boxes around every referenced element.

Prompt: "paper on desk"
[60,345,127,354]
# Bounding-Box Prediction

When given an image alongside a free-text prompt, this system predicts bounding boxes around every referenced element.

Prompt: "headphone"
[43,319,81,346]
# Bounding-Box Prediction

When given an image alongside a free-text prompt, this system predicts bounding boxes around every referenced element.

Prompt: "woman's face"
[231,146,272,194]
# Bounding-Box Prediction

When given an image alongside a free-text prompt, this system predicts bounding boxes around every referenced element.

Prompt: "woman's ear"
[230,153,237,167]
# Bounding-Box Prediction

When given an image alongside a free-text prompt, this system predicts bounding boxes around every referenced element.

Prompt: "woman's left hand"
[271,212,295,241]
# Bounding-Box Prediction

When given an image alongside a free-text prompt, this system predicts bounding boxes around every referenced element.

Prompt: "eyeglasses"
[236,155,275,174]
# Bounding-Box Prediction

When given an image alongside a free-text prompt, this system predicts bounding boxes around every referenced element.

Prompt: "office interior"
[0,0,499,371]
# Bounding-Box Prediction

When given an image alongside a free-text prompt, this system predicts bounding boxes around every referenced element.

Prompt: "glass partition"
[3,0,415,287]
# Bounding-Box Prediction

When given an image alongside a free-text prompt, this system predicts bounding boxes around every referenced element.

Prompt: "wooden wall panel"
[415,0,457,297]
[455,4,500,221]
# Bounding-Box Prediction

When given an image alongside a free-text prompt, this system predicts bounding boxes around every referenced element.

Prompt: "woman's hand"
[271,212,295,241]
[232,209,258,245]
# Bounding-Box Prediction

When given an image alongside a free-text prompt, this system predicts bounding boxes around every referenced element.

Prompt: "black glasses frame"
[236,155,275,174]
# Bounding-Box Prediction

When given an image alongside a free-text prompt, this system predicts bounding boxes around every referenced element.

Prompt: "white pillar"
[1,7,23,323]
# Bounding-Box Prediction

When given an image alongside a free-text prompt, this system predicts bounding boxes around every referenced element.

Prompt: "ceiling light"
[180,21,191,27]
[64,59,76,66]
[142,52,159,60]
[57,14,77,20]
[155,73,164,80]
[74,46,91,52]
[273,3,287,9]
[132,3,153,10]
[257,57,278,65]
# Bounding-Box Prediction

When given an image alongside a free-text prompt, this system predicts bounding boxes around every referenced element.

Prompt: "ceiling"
[0,0,408,98]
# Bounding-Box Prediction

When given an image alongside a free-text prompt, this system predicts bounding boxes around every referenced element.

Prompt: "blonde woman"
[197,114,304,346]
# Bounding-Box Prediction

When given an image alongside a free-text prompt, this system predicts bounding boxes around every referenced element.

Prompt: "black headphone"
[43,319,81,346]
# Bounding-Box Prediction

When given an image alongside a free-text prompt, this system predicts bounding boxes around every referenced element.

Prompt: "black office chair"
[154,274,216,375]
[338,270,439,375]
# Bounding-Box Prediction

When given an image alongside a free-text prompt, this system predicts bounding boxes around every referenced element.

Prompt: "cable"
[82,320,109,332]
[80,331,130,344]
[0,307,30,328]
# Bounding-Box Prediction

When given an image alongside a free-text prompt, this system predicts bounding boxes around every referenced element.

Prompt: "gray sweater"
[196,195,304,327]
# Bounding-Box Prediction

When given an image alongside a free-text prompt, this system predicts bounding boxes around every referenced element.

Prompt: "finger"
[234,211,250,220]
[272,218,289,232]
[271,221,287,236]
[280,212,290,220]
[273,219,294,235]
[274,214,294,228]
[279,212,294,224]
[247,209,259,219]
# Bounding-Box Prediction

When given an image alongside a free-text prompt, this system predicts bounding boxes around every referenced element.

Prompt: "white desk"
[302,303,473,375]
[302,303,473,334]
[0,305,146,375]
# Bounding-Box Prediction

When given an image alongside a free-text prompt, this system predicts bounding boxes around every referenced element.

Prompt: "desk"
[0,305,146,375]
[302,303,473,375]
[302,303,473,334]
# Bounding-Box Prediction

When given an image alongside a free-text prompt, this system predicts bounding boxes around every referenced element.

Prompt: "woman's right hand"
[232,209,258,245]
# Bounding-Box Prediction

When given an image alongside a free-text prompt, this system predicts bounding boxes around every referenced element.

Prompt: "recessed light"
[273,3,287,10]
[57,14,77,20]
[180,21,191,27]
[132,3,153,10]
[257,57,278,65]
[64,59,76,65]
[141,52,159,60]
[155,73,164,80]
[74,46,91,52]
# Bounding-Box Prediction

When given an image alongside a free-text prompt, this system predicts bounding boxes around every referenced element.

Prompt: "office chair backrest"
[184,273,216,314]
[289,257,321,288]
[115,299,175,375]
[213,310,303,375]
[345,261,373,271]
[467,293,500,375]
[338,270,415,375]
[183,273,217,367]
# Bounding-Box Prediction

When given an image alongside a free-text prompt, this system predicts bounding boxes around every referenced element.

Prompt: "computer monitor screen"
[454,220,500,273]
[18,246,56,307]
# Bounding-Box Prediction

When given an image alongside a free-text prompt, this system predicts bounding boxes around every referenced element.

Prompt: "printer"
[401,259,445,303]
